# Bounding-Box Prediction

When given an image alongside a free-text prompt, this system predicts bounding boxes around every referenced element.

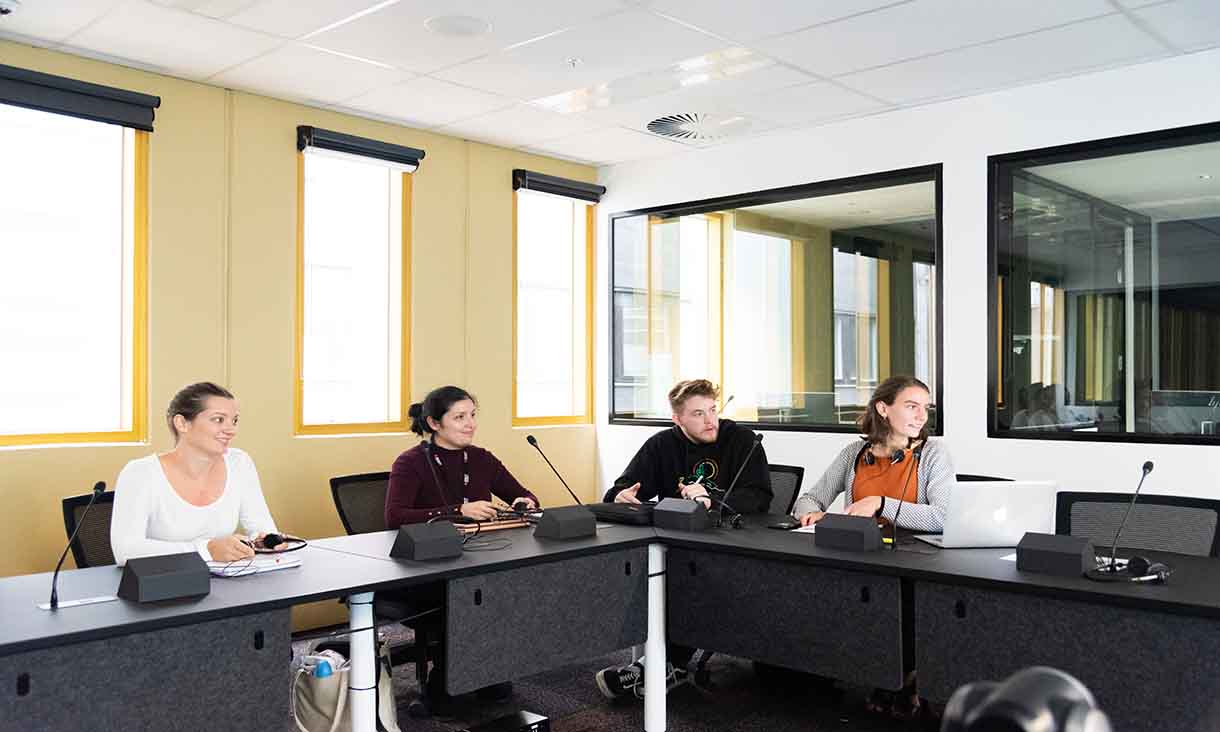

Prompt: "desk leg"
[348,592,376,732]
[645,543,667,732]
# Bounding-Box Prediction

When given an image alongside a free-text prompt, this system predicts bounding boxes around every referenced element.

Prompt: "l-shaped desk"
[4,516,1219,732]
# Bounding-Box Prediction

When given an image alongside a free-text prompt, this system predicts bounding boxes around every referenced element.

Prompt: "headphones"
[942,666,1112,732]
[859,438,926,466]
[1085,555,1171,584]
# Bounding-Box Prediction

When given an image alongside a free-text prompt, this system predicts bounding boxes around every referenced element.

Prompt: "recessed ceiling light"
[566,57,583,69]
[424,14,492,37]
[1200,174,1214,180]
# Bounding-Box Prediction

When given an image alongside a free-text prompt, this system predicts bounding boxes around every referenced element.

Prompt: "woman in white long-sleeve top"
[110,382,278,565]
[792,375,954,533]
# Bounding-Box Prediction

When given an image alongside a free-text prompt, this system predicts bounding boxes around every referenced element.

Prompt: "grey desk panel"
[658,526,1220,618]
[666,547,905,690]
[2,608,289,731]
[445,547,649,695]
[916,581,1220,732]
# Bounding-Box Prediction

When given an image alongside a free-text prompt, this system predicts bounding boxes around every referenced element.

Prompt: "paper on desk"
[793,524,816,534]
[1000,552,1017,562]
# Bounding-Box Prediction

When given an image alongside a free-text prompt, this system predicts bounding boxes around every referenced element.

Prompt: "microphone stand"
[527,434,581,506]
[50,481,106,610]
[716,434,763,529]
[1108,461,1155,572]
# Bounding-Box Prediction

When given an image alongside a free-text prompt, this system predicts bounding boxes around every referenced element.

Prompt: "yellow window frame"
[511,191,595,427]
[293,152,412,436]
[1,131,149,448]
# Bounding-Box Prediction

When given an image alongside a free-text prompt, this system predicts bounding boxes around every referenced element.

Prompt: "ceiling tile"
[1135,0,1220,52]
[307,0,623,74]
[576,62,812,128]
[1112,0,1168,7]
[648,0,908,43]
[730,81,889,126]
[223,0,390,39]
[437,104,605,146]
[211,43,410,104]
[756,0,1117,77]
[526,126,688,165]
[435,9,724,100]
[66,0,282,79]
[0,0,123,44]
[150,0,260,18]
[839,14,1168,105]
[343,77,514,128]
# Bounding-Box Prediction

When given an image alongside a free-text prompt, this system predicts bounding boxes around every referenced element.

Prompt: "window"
[611,167,942,432]
[990,122,1220,443]
[0,103,148,446]
[295,133,416,434]
[513,188,594,425]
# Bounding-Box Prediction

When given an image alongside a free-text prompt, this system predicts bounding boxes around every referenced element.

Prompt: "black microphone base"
[814,514,882,552]
[1016,532,1094,578]
[534,505,596,539]
[653,497,712,532]
[391,522,464,560]
[118,552,211,603]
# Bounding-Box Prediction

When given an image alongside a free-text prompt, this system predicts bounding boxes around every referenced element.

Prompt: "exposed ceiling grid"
[0,0,1216,166]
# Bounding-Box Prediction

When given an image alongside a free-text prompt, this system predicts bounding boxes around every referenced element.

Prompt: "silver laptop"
[914,481,1056,548]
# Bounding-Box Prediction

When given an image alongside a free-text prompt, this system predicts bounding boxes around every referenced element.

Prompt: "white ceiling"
[742,182,936,230]
[1,0,1218,167]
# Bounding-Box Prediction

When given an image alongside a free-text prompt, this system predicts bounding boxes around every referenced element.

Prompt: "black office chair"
[328,472,443,715]
[767,464,804,515]
[1056,492,1220,557]
[61,490,117,568]
[956,474,1013,482]
[330,472,393,535]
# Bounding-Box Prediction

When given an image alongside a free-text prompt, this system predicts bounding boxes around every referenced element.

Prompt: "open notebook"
[207,554,301,578]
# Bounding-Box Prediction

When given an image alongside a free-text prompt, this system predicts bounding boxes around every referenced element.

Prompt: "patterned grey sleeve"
[878,440,954,532]
[791,441,856,517]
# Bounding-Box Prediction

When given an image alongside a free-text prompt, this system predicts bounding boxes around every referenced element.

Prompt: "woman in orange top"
[792,375,954,531]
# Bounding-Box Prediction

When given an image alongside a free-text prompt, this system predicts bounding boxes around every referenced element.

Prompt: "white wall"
[594,49,1220,504]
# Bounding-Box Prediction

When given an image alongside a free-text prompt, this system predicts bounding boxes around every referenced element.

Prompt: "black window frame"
[988,120,1220,446]
[608,164,944,434]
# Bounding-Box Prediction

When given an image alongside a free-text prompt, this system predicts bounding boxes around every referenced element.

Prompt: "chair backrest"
[61,491,117,568]
[956,474,1013,482]
[1056,492,1220,557]
[767,464,805,515]
[330,472,391,535]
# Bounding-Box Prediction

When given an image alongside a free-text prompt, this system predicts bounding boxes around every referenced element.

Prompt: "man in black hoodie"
[604,378,771,514]
[595,379,771,701]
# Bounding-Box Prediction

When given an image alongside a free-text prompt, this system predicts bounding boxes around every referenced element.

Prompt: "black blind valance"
[297,126,425,171]
[513,169,605,203]
[0,64,160,131]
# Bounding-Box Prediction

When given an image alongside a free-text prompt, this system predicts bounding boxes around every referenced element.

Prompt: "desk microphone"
[425,439,461,520]
[888,448,922,550]
[1108,460,1154,571]
[50,481,105,610]
[526,434,583,506]
[716,433,763,529]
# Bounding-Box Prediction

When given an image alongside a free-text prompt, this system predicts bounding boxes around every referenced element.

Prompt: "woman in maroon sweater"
[385,385,538,528]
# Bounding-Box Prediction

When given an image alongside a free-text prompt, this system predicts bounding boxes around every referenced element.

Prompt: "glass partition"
[611,167,942,431]
[991,123,1220,443]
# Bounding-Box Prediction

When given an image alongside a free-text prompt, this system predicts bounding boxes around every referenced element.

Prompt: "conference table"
[3,515,1219,731]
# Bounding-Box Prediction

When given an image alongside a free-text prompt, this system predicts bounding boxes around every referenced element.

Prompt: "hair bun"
[408,402,423,419]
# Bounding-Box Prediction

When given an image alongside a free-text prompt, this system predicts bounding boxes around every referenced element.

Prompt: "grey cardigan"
[791,438,955,533]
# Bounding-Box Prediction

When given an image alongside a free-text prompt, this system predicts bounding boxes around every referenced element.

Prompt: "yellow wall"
[0,41,598,628]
